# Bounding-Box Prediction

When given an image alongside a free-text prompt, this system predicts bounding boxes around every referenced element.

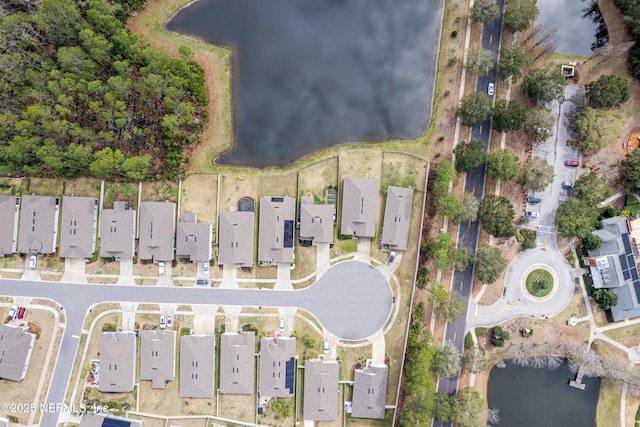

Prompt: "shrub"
[448,57,457,66]
[451,30,458,38]
[464,332,474,350]
[475,327,487,337]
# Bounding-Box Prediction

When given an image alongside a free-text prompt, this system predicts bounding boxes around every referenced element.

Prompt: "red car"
[565,160,580,167]
[16,307,25,320]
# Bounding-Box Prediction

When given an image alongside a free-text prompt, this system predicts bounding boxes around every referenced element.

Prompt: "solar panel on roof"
[624,270,631,280]
[620,254,629,270]
[623,233,632,253]
[285,358,295,393]
[271,197,284,202]
[103,419,132,427]
[634,281,640,301]
[628,254,635,267]
[632,268,639,282]
[283,220,294,248]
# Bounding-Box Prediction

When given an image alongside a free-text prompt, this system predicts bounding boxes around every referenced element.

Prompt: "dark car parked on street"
[527,197,541,204]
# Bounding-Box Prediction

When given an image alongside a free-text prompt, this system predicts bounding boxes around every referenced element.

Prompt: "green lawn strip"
[525,269,554,297]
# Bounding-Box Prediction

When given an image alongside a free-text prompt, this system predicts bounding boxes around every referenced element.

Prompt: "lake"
[534,0,607,57]
[487,359,600,426]
[166,0,443,167]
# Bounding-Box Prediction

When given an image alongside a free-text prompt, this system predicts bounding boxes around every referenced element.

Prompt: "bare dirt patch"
[27,177,64,196]
[141,181,179,203]
[182,174,219,225]
[64,178,101,197]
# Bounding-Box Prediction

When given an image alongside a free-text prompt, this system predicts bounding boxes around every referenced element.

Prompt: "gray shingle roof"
[351,364,388,419]
[381,186,413,251]
[176,213,212,263]
[140,330,176,389]
[219,331,255,394]
[180,335,215,398]
[18,195,59,254]
[59,196,98,259]
[0,196,19,256]
[80,414,143,427]
[258,337,296,398]
[258,196,296,264]
[0,324,35,382]
[218,210,255,267]
[99,332,136,393]
[340,177,378,238]
[138,201,176,261]
[100,201,136,259]
[303,359,339,422]
[299,196,334,244]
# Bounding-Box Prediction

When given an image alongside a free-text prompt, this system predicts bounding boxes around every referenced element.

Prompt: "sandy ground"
[181,174,219,225]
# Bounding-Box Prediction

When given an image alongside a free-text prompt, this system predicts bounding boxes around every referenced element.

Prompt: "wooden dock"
[569,366,586,390]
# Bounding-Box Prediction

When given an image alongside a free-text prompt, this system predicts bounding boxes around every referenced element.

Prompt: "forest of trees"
[0,0,206,180]
[615,0,640,79]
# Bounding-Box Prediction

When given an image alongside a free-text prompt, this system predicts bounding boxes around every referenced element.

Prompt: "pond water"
[487,360,600,426]
[534,0,607,57]
[166,0,443,167]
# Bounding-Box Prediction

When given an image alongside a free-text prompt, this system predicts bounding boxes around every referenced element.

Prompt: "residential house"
[140,330,176,389]
[219,331,255,394]
[258,196,295,264]
[0,196,19,256]
[585,216,640,321]
[340,177,378,238]
[258,336,296,398]
[18,195,59,254]
[59,196,98,259]
[0,324,35,382]
[99,332,136,393]
[80,414,143,427]
[380,186,413,251]
[218,210,255,267]
[0,416,9,427]
[176,213,212,263]
[303,359,339,422]
[299,196,334,246]
[351,364,388,419]
[138,201,176,262]
[180,335,215,398]
[100,201,136,259]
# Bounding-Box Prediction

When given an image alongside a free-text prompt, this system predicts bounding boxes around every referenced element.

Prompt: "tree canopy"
[435,291,466,322]
[523,107,555,140]
[480,194,515,237]
[585,74,630,109]
[457,92,492,127]
[432,340,461,378]
[574,107,625,151]
[492,100,526,133]
[518,157,554,192]
[574,172,611,206]
[504,0,538,33]
[451,387,486,427]
[555,197,599,238]
[486,149,520,181]
[465,45,497,76]
[522,66,565,103]
[0,0,206,180]
[453,140,486,172]
[474,245,507,284]
[425,233,470,271]
[593,288,619,311]
[497,45,532,82]
[458,191,480,223]
[621,148,640,193]
[470,0,500,23]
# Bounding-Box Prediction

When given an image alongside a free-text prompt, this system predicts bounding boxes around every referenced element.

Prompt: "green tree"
[432,160,457,201]
[593,288,619,311]
[302,333,318,348]
[574,172,611,206]
[470,0,500,23]
[497,44,532,82]
[425,233,469,271]
[435,291,465,322]
[491,100,526,133]
[522,66,565,103]
[451,387,485,427]
[581,234,602,251]
[585,74,630,109]
[462,346,487,374]
[491,325,510,347]
[465,45,497,76]
[428,282,448,306]
[121,154,151,181]
[89,147,125,180]
[474,245,507,284]
[486,149,520,181]
[459,191,480,223]
[555,198,599,238]
[621,148,640,193]
[456,92,492,127]
[480,194,515,237]
[523,107,555,140]
[436,195,462,220]
[517,157,554,192]
[432,340,461,378]
[453,140,486,172]
[503,0,538,33]
[433,392,453,422]
[178,44,195,60]
[37,0,82,45]
[574,107,625,151]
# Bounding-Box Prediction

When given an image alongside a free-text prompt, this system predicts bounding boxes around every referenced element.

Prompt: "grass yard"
[0,177,27,196]
[103,182,139,210]
[596,377,622,427]
[141,181,179,203]
[603,323,640,348]
[525,269,554,297]
[64,177,101,197]
[27,177,64,196]
[181,174,219,225]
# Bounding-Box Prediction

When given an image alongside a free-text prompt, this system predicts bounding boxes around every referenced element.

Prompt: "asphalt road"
[1,260,391,425]
[434,1,505,423]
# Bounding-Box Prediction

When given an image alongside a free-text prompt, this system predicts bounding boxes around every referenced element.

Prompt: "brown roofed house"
[303,359,339,422]
[0,324,35,382]
[219,331,255,394]
[351,364,388,419]
[140,330,176,389]
[100,201,136,259]
[18,195,59,254]
[380,186,413,251]
[59,196,98,259]
[340,177,378,238]
[138,201,176,261]
[99,332,136,393]
[0,196,20,256]
[258,336,296,398]
[180,335,215,398]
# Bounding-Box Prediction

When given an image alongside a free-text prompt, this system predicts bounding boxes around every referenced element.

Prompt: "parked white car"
[203,262,209,275]
[159,315,166,328]
[166,314,173,329]
[158,261,165,275]
[28,255,37,269]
